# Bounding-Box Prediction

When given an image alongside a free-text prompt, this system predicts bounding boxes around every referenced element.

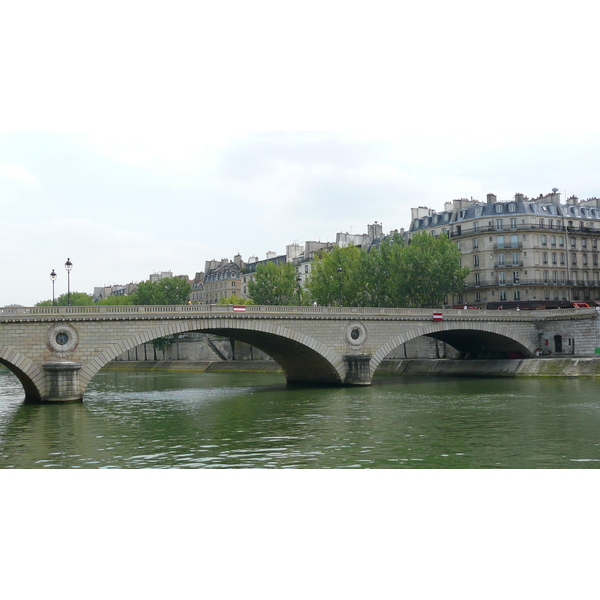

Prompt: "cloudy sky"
[1,1,599,307]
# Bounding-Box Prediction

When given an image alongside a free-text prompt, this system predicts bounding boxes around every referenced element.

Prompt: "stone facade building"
[408,190,600,308]
[202,257,244,304]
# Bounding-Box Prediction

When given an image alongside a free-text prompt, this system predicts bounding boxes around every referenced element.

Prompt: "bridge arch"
[370,322,537,376]
[79,318,346,392]
[0,347,45,403]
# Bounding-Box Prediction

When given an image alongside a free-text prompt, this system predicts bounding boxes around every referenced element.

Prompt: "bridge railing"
[1,304,598,319]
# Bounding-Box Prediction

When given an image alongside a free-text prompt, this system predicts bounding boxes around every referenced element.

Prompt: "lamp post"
[515,274,520,310]
[65,258,73,306]
[50,269,57,306]
[296,274,302,305]
[337,266,343,306]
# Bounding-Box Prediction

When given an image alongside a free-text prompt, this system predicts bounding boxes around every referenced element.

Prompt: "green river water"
[1,367,599,468]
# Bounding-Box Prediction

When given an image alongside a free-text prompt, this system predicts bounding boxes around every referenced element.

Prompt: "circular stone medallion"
[47,324,79,355]
[345,321,367,347]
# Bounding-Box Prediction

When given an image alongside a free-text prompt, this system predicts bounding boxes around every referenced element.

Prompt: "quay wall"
[104,357,600,377]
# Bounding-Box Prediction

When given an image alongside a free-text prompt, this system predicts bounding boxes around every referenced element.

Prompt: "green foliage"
[96,295,135,305]
[132,277,192,305]
[217,295,255,305]
[35,292,94,306]
[397,233,469,307]
[307,245,364,306]
[248,261,300,305]
[306,233,468,308]
[152,336,171,352]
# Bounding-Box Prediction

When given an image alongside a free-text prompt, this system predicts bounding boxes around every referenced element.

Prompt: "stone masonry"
[1,305,598,402]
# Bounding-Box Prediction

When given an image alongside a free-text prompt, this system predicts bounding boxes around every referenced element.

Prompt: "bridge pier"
[42,361,83,403]
[343,354,372,385]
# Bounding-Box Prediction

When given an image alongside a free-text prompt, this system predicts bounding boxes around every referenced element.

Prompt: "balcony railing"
[494,261,524,268]
[464,279,600,288]
[450,223,600,238]
[493,242,523,250]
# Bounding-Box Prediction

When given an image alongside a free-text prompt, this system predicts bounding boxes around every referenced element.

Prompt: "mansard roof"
[410,199,600,233]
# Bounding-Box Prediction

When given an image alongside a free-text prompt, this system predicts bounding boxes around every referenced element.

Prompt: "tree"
[217,295,254,305]
[35,292,94,306]
[96,295,135,306]
[132,277,191,305]
[356,234,406,307]
[305,234,468,308]
[248,261,298,305]
[306,245,364,306]
[396,233,469,307]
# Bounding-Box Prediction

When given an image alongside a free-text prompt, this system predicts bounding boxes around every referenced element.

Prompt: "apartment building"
[202,256,244,304]
[408,190,600,308]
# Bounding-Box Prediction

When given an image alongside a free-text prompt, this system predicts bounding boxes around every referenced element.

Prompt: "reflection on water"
[1,366,600,468]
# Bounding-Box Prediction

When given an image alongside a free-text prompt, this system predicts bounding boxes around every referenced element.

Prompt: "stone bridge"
[1,304,598,402]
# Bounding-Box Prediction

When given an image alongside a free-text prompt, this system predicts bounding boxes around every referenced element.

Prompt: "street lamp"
[50,269,57,306]
[65,258,73,306]
[337,265,343,306]
[515,274,520,310]
[296,274,302,305]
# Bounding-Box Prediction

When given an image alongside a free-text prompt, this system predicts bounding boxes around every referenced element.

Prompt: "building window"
[473,221,479,232]
[473,255,479,267]
[544,271,549,283]
[559,236,565,247]
[572,254,577,266]
[512,253,519,266]
[496,219,503,230]
[542,252,548,264]
[593,239,598,249]
[553,271,558,283]
[551,236,556,246]
[497,235,504,248]
[509,203,516,212]
[571,238,576,248]
[594,254,598,266]
[560,253,566,265]
[513,289,520,301]
[511,235,518,247]
[498,254,505,266]
[500,290,507,301]
[475,292,481,302]
[475,273,480,286]
[552,253,557,265]
[510,218,517,229]
[499,272,506,285]
[582,238,588,249]
[583,254,588,266]
[541,235,547,246]
[549,219,554,229]
[473,238,479,249]
[495,204,503,213]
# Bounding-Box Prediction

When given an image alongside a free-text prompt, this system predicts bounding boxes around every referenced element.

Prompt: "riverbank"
[104,357,600,377]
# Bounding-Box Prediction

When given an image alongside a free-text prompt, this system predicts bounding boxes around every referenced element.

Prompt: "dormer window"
[508,203,516,212]
[495,204,503,213]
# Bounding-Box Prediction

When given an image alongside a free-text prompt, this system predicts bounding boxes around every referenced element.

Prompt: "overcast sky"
[1,1,599,306]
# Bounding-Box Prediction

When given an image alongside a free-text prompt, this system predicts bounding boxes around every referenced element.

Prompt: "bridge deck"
[1,304,595,322]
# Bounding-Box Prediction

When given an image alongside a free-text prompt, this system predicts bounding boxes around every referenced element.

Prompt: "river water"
[1,367,599,468]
